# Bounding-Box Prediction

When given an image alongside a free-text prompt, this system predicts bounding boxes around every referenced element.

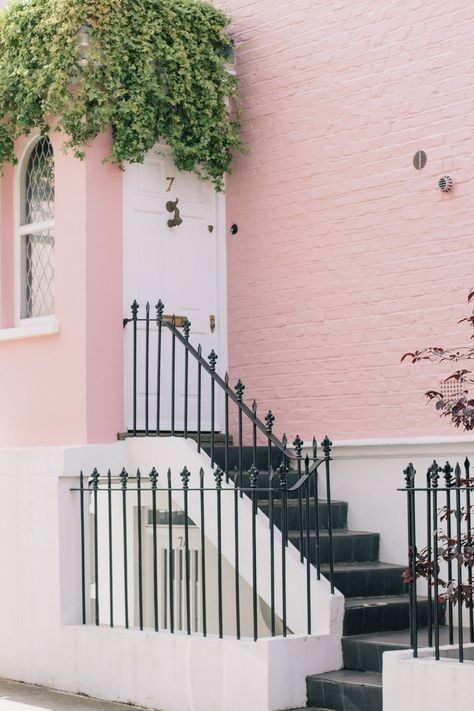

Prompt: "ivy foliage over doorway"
[0,0,241,189]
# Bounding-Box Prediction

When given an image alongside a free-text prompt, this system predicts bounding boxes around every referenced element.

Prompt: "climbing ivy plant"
[0,0,241,189]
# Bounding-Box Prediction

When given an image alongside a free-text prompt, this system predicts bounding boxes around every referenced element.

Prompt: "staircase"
[209,444,438,711]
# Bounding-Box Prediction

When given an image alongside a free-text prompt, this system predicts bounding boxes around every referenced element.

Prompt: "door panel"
[124,147,222,432]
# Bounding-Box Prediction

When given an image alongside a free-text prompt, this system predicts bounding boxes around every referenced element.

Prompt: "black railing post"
[293,435,304,562]
[199,468,207,637]
[322,436,335,594]
[305,455,312,634]
[224,373,230,483]
[131,300,139,435]
[167,468,174,633]
[250,464,259,641]
[150,467,159,632]
[181,466,191,635]
[266,410,276,636]
[465,457,474,642]
[120,468,129,629]
[197,345,202,453]
[137,468,144,631]
[443,461,454,645]
[145,302,150,435]
[404,463,418,657]
[235,380,245,498]
[91,468,100,627]
[430,462,441,660]
[183,318,191,439]
[171,316,176,436]
[155,300,164,436]
[215,467,224,639]
[278,464,288,637]
[425,462,436,647]
[107,469,114,628]
[79,470,86,625]
[455,463,464,662]
[313,438,321,580]
[252,400,258,468]
[233,464,241,639]
[209,350,218,467]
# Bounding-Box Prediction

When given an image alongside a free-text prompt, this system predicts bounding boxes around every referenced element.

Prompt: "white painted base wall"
[0,439,343,711]
[384,646,474,711]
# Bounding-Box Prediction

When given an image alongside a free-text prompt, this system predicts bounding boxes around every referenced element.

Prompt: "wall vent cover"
[413,150,427,170]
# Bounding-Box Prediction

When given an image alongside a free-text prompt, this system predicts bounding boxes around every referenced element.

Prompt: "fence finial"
[155,299,164,319]
[180,466,191,489]
[249,464,259,488]
[443,461,454,487]
[293,435,303,458]
[322,436,332,459]
[403,462,416,488]
[265,410,275,434]
[235,379,245,401]
[149,467,159,489]
[428,460,441,487]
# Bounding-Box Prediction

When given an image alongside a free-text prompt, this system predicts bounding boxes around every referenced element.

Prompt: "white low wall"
[0,439,343,711]
[383,646,474,711]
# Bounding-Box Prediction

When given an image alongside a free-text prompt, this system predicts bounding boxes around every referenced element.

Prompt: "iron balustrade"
[74,455,333,641]
[401,459,474,663]
[123,300,336,593]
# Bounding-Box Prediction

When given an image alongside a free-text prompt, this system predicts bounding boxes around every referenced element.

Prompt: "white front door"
[123,146,226,433]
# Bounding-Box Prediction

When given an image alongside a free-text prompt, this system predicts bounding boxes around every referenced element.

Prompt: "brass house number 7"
[166,176,175,192]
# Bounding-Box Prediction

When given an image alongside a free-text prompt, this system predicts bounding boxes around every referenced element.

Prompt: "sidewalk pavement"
[0,680,147,711]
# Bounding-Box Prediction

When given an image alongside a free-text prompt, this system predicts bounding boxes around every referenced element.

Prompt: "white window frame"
[14,131,56,328]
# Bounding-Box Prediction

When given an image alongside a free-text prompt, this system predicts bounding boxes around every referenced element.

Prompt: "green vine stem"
[0,0,242,190]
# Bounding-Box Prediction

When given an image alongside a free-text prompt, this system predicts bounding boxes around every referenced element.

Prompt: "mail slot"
[162,314,186,328]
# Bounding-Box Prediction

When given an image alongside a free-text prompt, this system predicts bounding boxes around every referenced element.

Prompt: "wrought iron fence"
[74,453,333,641]
[122,300,322,472]
[401,459,474,662]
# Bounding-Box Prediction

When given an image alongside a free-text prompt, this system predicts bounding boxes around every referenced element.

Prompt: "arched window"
[18,136,55,320]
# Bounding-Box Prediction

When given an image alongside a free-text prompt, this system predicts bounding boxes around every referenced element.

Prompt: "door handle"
[210,314,216,333]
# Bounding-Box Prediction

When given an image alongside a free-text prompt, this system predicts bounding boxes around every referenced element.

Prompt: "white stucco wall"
[0,438,343,711]
[384,646,474,711]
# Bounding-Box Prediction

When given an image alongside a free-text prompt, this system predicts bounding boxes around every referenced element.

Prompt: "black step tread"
[344,595,411,609]
[289,529,378,540]
[322,561,406,597]
[343,595,440,636]
[342,626,455,672]
[308,670,382,687]
[289,529,379,564]
[323,561,405,572]
[307,670,382,711]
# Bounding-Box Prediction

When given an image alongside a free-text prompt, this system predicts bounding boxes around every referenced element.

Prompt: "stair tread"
[308,670,382,687]
[345,594,411,608]
[289,529,378,538]
[344,625,454,647]
[321,561,404,572]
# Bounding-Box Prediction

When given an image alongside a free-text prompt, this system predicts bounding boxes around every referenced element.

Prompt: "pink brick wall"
[219,0,474,441]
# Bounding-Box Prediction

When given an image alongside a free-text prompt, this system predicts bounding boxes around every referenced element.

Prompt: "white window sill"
[0,320,60,342]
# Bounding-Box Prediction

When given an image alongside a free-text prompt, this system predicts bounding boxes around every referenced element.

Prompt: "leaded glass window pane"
[21,136,55,319]
[25,231,55,318]
[25,137,54,224]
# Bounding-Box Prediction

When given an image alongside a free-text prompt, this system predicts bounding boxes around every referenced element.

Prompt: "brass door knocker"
[166,198,183,228]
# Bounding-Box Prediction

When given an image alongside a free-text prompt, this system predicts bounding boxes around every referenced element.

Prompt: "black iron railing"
[123,300,322,466]
[401,459,474,662]
[74,457,332,641]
